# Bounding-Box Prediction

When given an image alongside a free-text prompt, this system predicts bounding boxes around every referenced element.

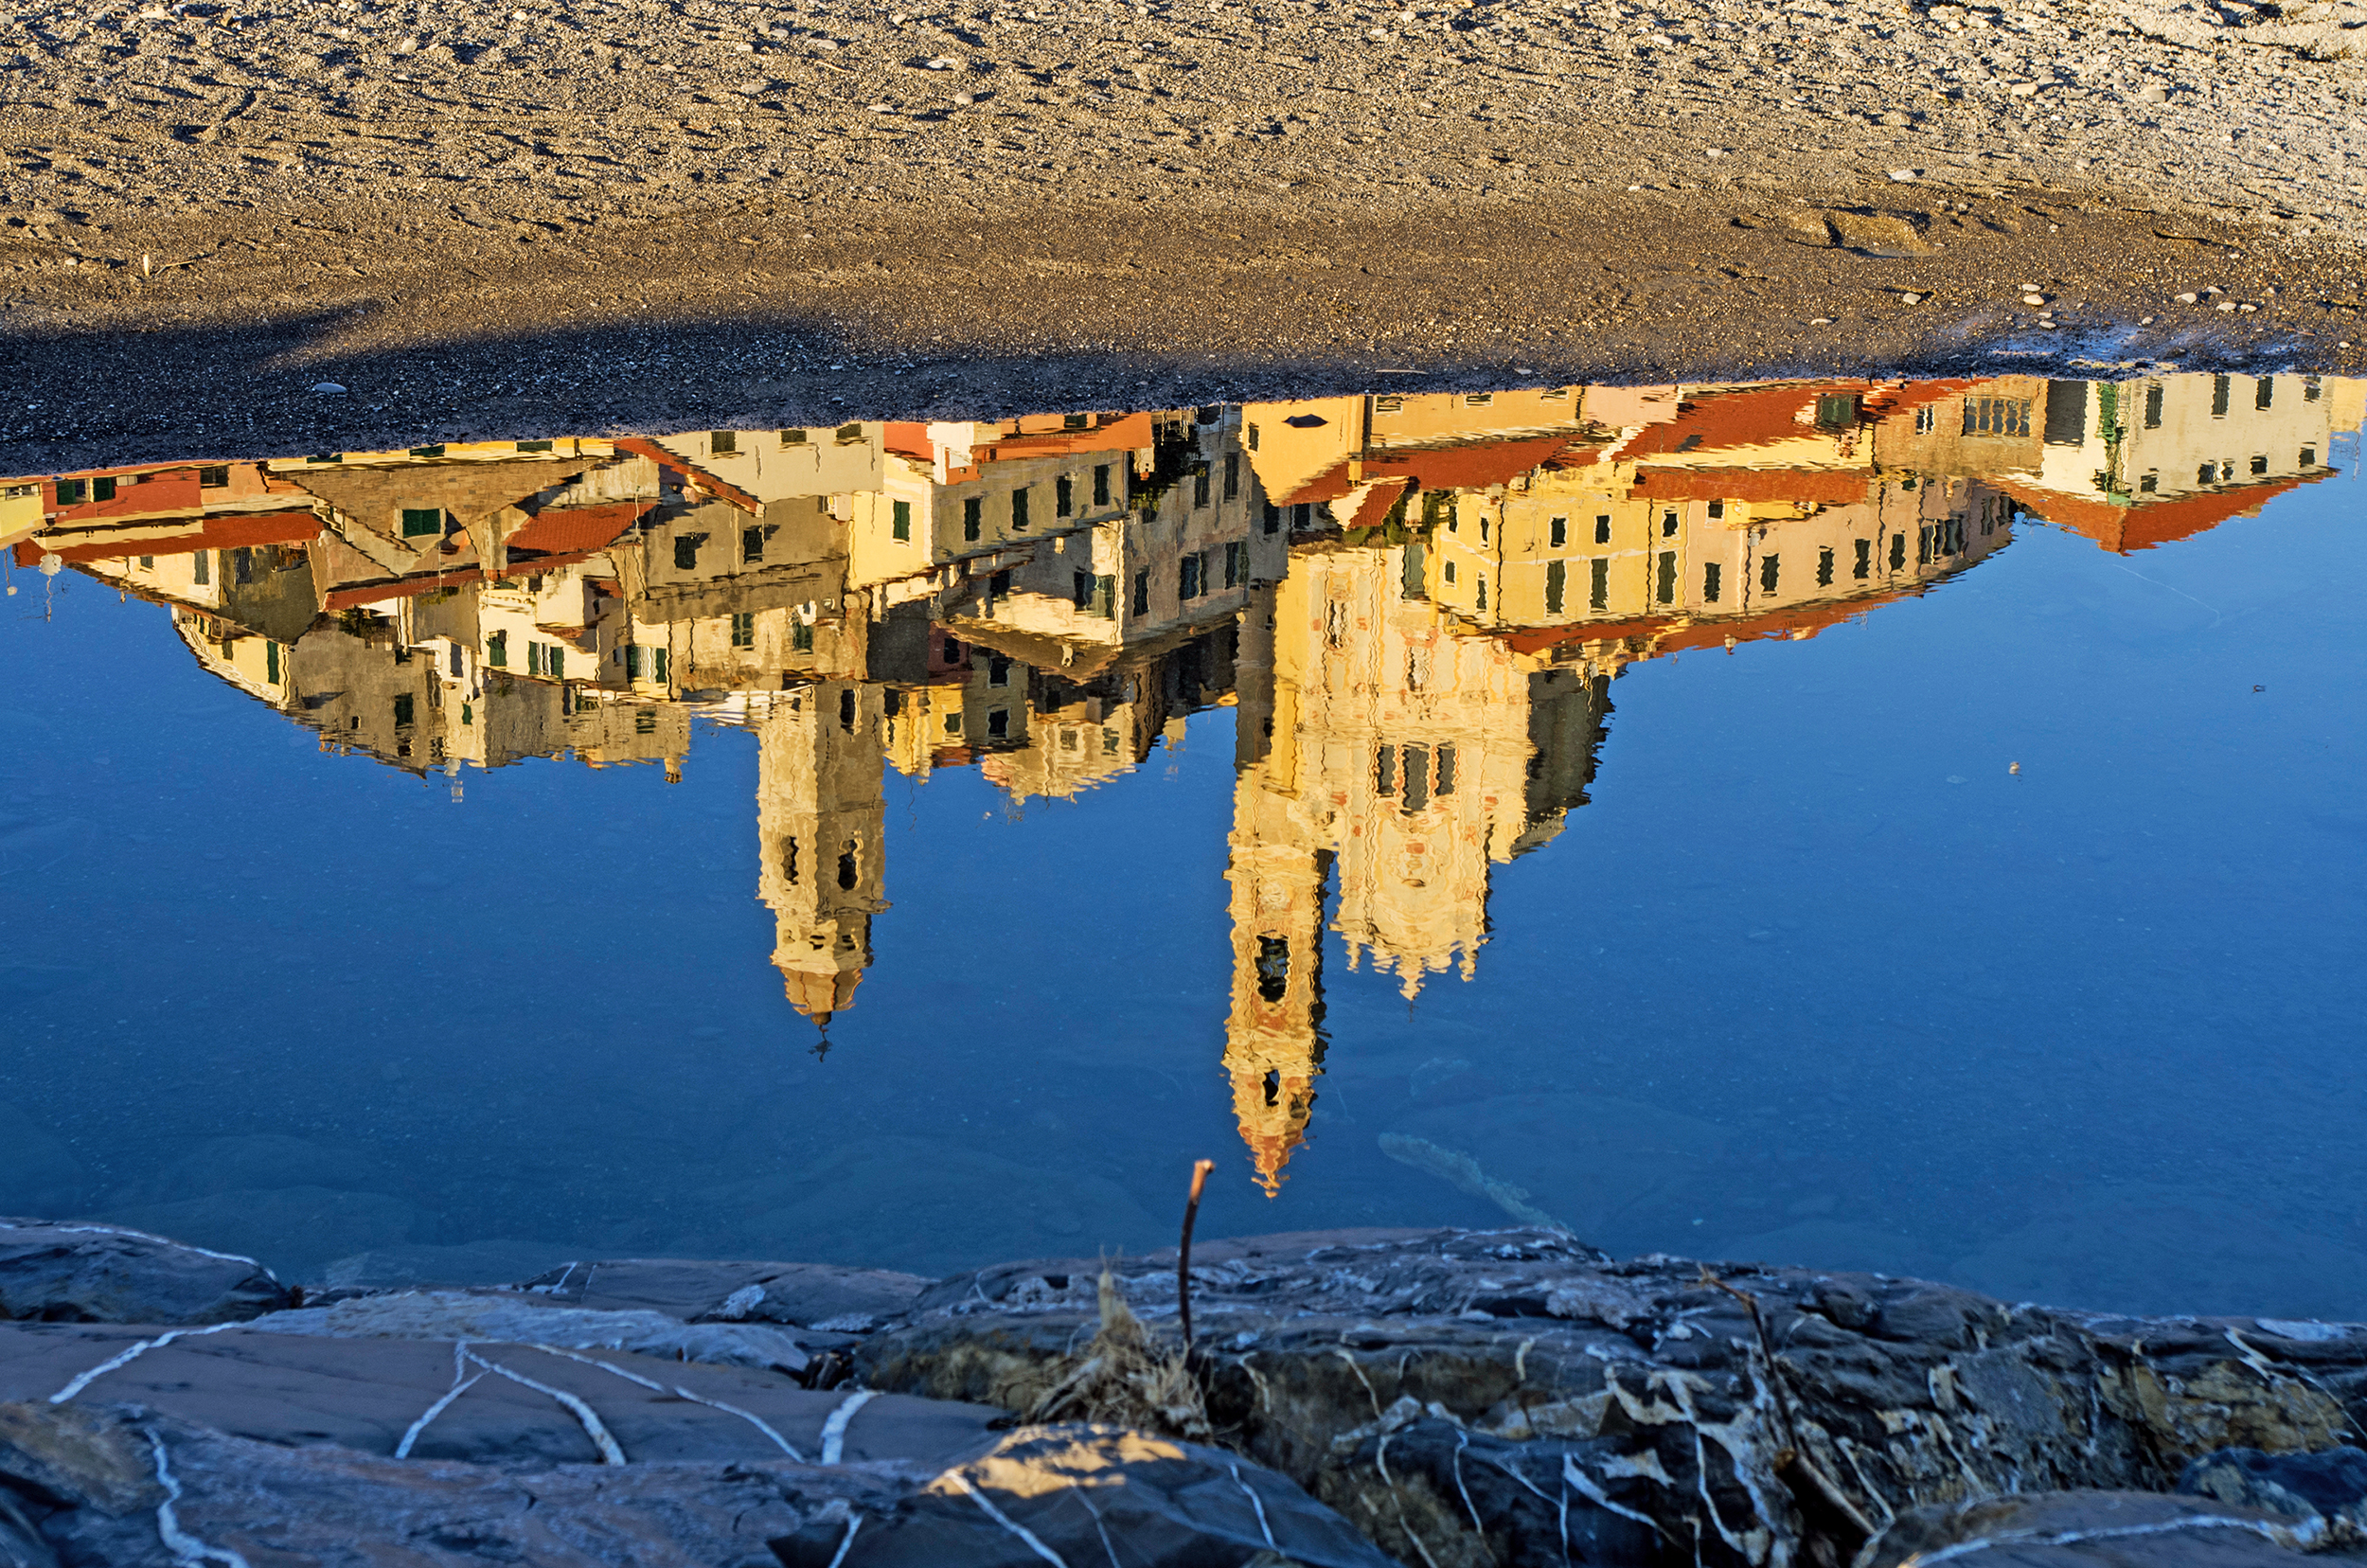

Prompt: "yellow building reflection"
[17,372,2361,1176]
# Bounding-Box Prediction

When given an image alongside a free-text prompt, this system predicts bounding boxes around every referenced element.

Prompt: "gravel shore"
[0,0,2360,445]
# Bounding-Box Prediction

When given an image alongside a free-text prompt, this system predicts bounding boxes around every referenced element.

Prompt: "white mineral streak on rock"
[525,1342,807,1459]
[1559,1451,1667,1540]
[146,1430,252,1568]
[715,1283,766,1320]
[394,1342,485,1459]
[3,1218,275,1272]
[2256,1318,2348,1342]
[823,1514,863,1568]
[819,1387,878,1463]
[459,1347,627,1465]
[1227,1459,1278,1547]
[1912,1513,2309,1565]
[49,1322,247,1404]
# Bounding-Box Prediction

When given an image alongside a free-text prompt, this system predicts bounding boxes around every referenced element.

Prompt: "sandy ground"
[0,0,2360,456]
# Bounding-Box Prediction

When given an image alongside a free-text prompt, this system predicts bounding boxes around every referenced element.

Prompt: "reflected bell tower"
[755,680,890,1031]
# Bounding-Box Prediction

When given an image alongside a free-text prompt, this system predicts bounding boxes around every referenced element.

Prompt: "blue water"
[2,390,2362,1319]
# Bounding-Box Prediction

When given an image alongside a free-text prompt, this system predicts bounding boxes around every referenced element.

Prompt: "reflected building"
[12,372,2361,1186]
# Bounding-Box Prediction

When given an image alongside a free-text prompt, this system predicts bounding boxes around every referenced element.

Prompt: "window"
[1246,423,1259,450]
[1662,510,1678,538]
[964,496,983,541]
[489,631,507,668]
[840,687,858,733]
[653,648,668,682]
[838,842,860,890]
[1062,412,1090,431]
[1890,533,1907,570]
[2212,375,2232,418]
[1443,560,1456,584]
[946,710,963,735]
[1224,541,1245,588]
[198,465,229,488]
[891,499,911,541]
[1011,487,1030,530]
[1193,465,1211,508]
[1589,556,1608,611]
[1131,570,1148,615]
[780,429,808,445]
[1102,727,1118,755]
[1056,475,1074,518]
[2198,462,2216,486]
[1707,500,1725,520]
[987,708,1009,739]
[1549,516,1567,547]
[1913,405,1935,435]
[1255,935,1290,1002]
[265,642,279,683]
[835,422,863,443]
[1376,743,1396,796]
[2144,383,2164,428]
[1815,393,1860,429]
[1437,743,1459,796]
[1465,393,1493,406]
[743,526,766,563]
[1223,453,1239,500]
[2305,376,2323,402]
[1093,465,1112,508]
[527,642,543,675]
[674,533,704,570]
[138,555,153,568]
[2140,472,2159,492]
[1854,538,1871,579]
[710,431,737,455]
[1545,559,1566,615]
[232,547,253,585]
[401,508,442,538]
[1402,744,1431,812]
[1593,515,1611,544]
[730,613,755,649]
[1817,545,1834,587]
[1760,554,1780,594]
[782,837,800,885]
[1291,503,1312,529]
[2301,447,2318,468]
[2255,377,2275,411]
[1179,553,1201,600]
[988,655,1010,688]
[548,646,565,678]
[1474,574,1486,610]
[625,645,642,678]
[1375,395,1404,413]
[792,620,814,652]
[1478,517,1489,543]
[393,693,415,727]
[515,439,553,454]
[1657,550,1677,604]
[55,478,87,505]
[1263,504,1280,536]
[1964,398,2032,437]
[2043,381,2088,446]
[2250,454,2269,476]
[1703,561,1721,602]
[988,569,1011,604]
[409,444,445,458]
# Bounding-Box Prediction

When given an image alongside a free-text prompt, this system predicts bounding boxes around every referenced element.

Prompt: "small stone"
[2176,292,2198,302]
[311,381,347,394]
[1887,168,1920,181]
[2021,293,2046,305]
[2217,301,2238,312]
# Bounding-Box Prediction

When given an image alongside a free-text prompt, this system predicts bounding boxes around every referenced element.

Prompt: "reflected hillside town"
[10,371,2363,1194]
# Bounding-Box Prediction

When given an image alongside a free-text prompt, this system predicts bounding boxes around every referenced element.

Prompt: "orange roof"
[1612,383,1876,460]
[322,568,485,610]
[508,501,651,556]
[611,437,761,513]
[1494,576,1950,659]
[1366,434,1585,494]
[1993,473,2322,553]
[1630,467,1872,506]
[1342,477,1411,532]
[12,508,323,567]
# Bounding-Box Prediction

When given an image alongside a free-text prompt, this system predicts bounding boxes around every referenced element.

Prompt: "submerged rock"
[0,1220,291,1327]
[2180,1445,2367,1550]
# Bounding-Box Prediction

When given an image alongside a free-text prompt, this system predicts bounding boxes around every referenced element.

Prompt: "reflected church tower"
[1223,580,1331,1194]
[755,680,889,1031]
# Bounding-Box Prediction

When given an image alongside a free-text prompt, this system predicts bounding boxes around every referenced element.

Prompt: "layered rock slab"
[0,1401,1396,1568]
[0,1221,291,1327]
[855,1227,2367,1568]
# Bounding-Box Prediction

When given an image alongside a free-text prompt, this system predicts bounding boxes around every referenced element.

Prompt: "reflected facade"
[11,371,2362,1191]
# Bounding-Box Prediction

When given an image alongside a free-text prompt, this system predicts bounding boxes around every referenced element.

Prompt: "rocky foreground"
[8,1216,2367,1566]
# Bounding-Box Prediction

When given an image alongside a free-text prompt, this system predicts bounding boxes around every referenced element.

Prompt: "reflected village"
[11,371,2363,1192]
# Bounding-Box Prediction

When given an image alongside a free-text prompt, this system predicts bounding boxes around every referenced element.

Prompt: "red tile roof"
[1992,473,2323,553]
[12,508,324,566]
[508,501,652,556]
[1629,467,1873,506]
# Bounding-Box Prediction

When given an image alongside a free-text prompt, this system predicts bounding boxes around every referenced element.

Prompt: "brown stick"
[1179,1158,1215,1350]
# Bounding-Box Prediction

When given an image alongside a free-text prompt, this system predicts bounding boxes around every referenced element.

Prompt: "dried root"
[1023,1266,1211,1442]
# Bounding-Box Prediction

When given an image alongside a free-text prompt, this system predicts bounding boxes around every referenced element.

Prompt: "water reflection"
[9,370,2362,1202]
